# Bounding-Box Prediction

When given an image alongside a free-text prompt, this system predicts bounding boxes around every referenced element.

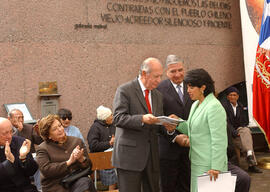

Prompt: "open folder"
[197,171,237,192]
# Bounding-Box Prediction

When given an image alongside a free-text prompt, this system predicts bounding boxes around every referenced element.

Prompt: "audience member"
[8,109,43,191]
[112,57,179,192]
[36,114,96,192]
[222,86,262,173]
[57,108,85,142]
[8,109,43,153]
[173,68,228,192]
[87,105,117,190]
[157,55,192,192]
[0,117,38,192]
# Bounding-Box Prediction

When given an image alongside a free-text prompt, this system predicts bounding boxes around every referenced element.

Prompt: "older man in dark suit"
[157,55,192,192]
[112,57,181,192]
[8,109,43,153]
[0,117,38,192]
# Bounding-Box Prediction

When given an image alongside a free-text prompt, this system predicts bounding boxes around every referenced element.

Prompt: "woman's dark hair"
[57,108,72,120]
[39,114,61,142]
[184,68,215,97]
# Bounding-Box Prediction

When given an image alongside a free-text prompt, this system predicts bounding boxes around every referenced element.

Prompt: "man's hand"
[142,114,159,125]
[175,134,189,147]
[163,123,176,133]
[168,114,179,119]
[19,139,31,159]
[5,141,15,163]
[33,119,40,135]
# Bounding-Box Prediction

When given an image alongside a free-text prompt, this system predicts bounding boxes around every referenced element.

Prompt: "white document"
[155,116,184,125]
[197,172,237,192]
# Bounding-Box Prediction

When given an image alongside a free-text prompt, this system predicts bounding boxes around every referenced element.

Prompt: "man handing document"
[112,57,183,192]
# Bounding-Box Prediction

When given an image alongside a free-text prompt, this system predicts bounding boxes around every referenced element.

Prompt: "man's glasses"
[61,116,72,120]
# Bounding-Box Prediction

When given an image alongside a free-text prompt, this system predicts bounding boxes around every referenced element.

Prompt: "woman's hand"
[66,146,80,166]
[207,169,220,181]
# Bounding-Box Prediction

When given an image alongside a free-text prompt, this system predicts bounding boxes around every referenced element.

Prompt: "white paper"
[197,171,237,192]
[155,116,184,125]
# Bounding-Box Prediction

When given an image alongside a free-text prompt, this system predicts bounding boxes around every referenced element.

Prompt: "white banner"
[240,0,263,126]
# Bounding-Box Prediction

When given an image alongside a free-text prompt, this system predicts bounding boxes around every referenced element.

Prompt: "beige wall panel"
[0,0,245,140]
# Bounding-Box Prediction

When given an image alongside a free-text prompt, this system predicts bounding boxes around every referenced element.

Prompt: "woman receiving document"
[171,68,228,192]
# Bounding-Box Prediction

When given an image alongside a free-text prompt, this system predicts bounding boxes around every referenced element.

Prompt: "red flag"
[253,0,270,145]
[253,50,270,145]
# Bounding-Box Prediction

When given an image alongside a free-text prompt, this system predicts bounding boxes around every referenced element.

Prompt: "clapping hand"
[67,145,85,166]
[33,119,40,135]
[5,141,15,163]
[19,139,31,159]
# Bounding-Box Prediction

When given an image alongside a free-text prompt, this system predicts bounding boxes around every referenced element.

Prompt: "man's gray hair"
[8,109,22,118]
[165,55,184,68]
[139,57,161,75]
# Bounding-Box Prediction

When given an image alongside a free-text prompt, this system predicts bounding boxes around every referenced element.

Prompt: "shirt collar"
[170,80,184,91]
[138,76,148,93]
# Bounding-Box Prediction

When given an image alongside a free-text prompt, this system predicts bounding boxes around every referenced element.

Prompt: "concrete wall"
[0,0,244,140]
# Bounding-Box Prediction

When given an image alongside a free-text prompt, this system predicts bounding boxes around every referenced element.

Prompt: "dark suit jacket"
[15,124,43,153]
[157,79,193,160]
[222,100,248,138]
[112,78,166,171]
[0,136,38,192]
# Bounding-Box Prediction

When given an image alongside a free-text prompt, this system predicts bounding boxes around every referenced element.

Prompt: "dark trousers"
[117,154,159,192]
[160,155,191,192]
[228,162,250,192]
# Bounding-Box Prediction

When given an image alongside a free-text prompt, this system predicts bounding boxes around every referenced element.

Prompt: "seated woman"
[87,105,117,190]
[57,108,85,143]
[36,114,96,192]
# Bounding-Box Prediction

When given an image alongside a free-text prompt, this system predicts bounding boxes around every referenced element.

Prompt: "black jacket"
[157,79,193,160]
[222,100,249,138]
[0,136,38,192]
[87,119,116,152]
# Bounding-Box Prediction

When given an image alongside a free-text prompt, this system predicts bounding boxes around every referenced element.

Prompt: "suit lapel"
[183,83,189,106]
[151,90,158,115]
[133,79,149,113]
[189,93,214,126]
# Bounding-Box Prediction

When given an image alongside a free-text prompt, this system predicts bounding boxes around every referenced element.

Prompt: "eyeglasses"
[61,116,72,120]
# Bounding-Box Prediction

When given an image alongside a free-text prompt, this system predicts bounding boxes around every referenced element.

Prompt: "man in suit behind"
[222,87,262,173]
[112,57,180,192]
[157,55,192,192]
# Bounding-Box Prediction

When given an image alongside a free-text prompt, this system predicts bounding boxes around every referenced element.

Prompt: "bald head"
[0,117,13,146]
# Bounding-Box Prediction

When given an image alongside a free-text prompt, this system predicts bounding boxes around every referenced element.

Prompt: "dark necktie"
[144,89,152,114]
[177,85,184,103]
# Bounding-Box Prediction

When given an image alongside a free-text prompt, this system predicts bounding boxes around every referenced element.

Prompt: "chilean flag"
[253,0,270,145]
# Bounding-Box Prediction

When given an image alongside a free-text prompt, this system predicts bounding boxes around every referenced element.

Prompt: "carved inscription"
[100,0,232,29]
